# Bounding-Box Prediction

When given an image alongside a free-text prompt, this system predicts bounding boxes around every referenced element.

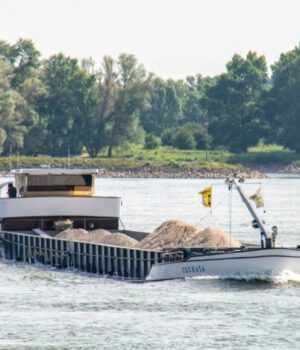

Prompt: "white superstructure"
[0,168,121,231]
[0,196,121,219]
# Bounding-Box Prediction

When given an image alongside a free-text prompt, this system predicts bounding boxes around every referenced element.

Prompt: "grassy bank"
[0,144,299,173]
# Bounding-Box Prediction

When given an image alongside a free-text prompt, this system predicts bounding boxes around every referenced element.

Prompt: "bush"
[144,133,161,149]
[194,129,212,150]
[161,123,213,151]
[173,128,196,150]
[161,128,174,146]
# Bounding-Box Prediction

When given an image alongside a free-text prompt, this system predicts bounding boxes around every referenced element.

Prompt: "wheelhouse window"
[27,175,92,192]
[16,174,94,197]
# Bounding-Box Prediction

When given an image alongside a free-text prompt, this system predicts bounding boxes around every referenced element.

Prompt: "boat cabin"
[0,168,121,233]
[14,168,96,197]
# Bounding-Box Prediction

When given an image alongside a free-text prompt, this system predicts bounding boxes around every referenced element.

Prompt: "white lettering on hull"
[182,265,205,275]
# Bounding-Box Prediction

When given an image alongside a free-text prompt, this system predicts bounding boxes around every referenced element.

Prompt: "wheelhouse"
[14,168,97,197]
[0,168,121,232]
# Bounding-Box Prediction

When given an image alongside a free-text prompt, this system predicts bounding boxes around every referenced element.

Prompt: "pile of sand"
[56,228,138,248]
[98,232,138,248]
[188,227,240,248]
[56,228,89,241]
[55,220,240,250]
[85,229,112,243]
[136,220,200,250]
[136,219,240,250]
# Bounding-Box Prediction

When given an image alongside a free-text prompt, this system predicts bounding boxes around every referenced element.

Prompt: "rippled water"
[1,175,300,349]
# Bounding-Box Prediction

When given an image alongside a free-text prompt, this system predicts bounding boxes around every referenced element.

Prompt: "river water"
[1,175,300,349]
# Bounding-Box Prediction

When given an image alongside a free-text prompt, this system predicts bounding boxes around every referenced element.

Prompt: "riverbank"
[0,154,269,178]
[0,165,266,179]
[4,151,300,178]
[251,164,300,174]
[96,166,266,179]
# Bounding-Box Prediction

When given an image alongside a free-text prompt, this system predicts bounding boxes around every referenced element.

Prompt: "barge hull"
[1,231,162,281]
[146,248,300,281]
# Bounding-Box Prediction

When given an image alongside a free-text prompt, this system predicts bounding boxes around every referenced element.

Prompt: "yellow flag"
[199,186,212,207]
[249,187,264,208]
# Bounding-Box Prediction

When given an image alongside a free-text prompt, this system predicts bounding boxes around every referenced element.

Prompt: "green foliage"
[139,78,183,135]
[229,142,297,165]
[206,52,268,153]
[161,128,174,146]
[0,58,37,155]
[0,149,236,172]
[105,54,151,157]
[173,128,196,150]
[78,54,150,158]
[247,143,286,153]
[0,38,41,88]
[144,133,161,149]
[4,144,300,172]
[139,75,212,137]
[268,44,300,153]
[161,123,212,151]
[39,53,92,156]
[230,149,297,165]
[1,37,300,168]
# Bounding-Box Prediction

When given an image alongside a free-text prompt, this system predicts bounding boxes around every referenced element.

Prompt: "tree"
[80,54,151,157]
[106,54,150,157]
[206,52,268,152]
[20,75,48,155]
[39,53,93,156]
[139,78,183,135]
[268,44,300,152]
[0,59,35,155]
[182,75,212,125]
[0,38,41,89]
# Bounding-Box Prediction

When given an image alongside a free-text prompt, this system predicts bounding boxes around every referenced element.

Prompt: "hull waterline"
[146,248,300,281]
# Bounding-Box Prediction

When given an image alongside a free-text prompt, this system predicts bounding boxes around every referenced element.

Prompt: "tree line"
[0,38,300,157]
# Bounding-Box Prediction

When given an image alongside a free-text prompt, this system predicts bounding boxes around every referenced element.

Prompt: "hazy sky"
[1,0,299,79]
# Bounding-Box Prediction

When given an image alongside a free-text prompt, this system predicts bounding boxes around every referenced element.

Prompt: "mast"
[228,177,272,248]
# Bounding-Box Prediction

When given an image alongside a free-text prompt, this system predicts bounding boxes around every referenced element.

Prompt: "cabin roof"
[12,168,99,176]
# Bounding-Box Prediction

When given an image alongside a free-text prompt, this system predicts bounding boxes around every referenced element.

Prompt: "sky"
[0,0,299,79]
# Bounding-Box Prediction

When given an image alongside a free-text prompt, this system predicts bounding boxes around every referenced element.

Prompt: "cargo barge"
[2,169,300,281]
[0,169,162,280]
